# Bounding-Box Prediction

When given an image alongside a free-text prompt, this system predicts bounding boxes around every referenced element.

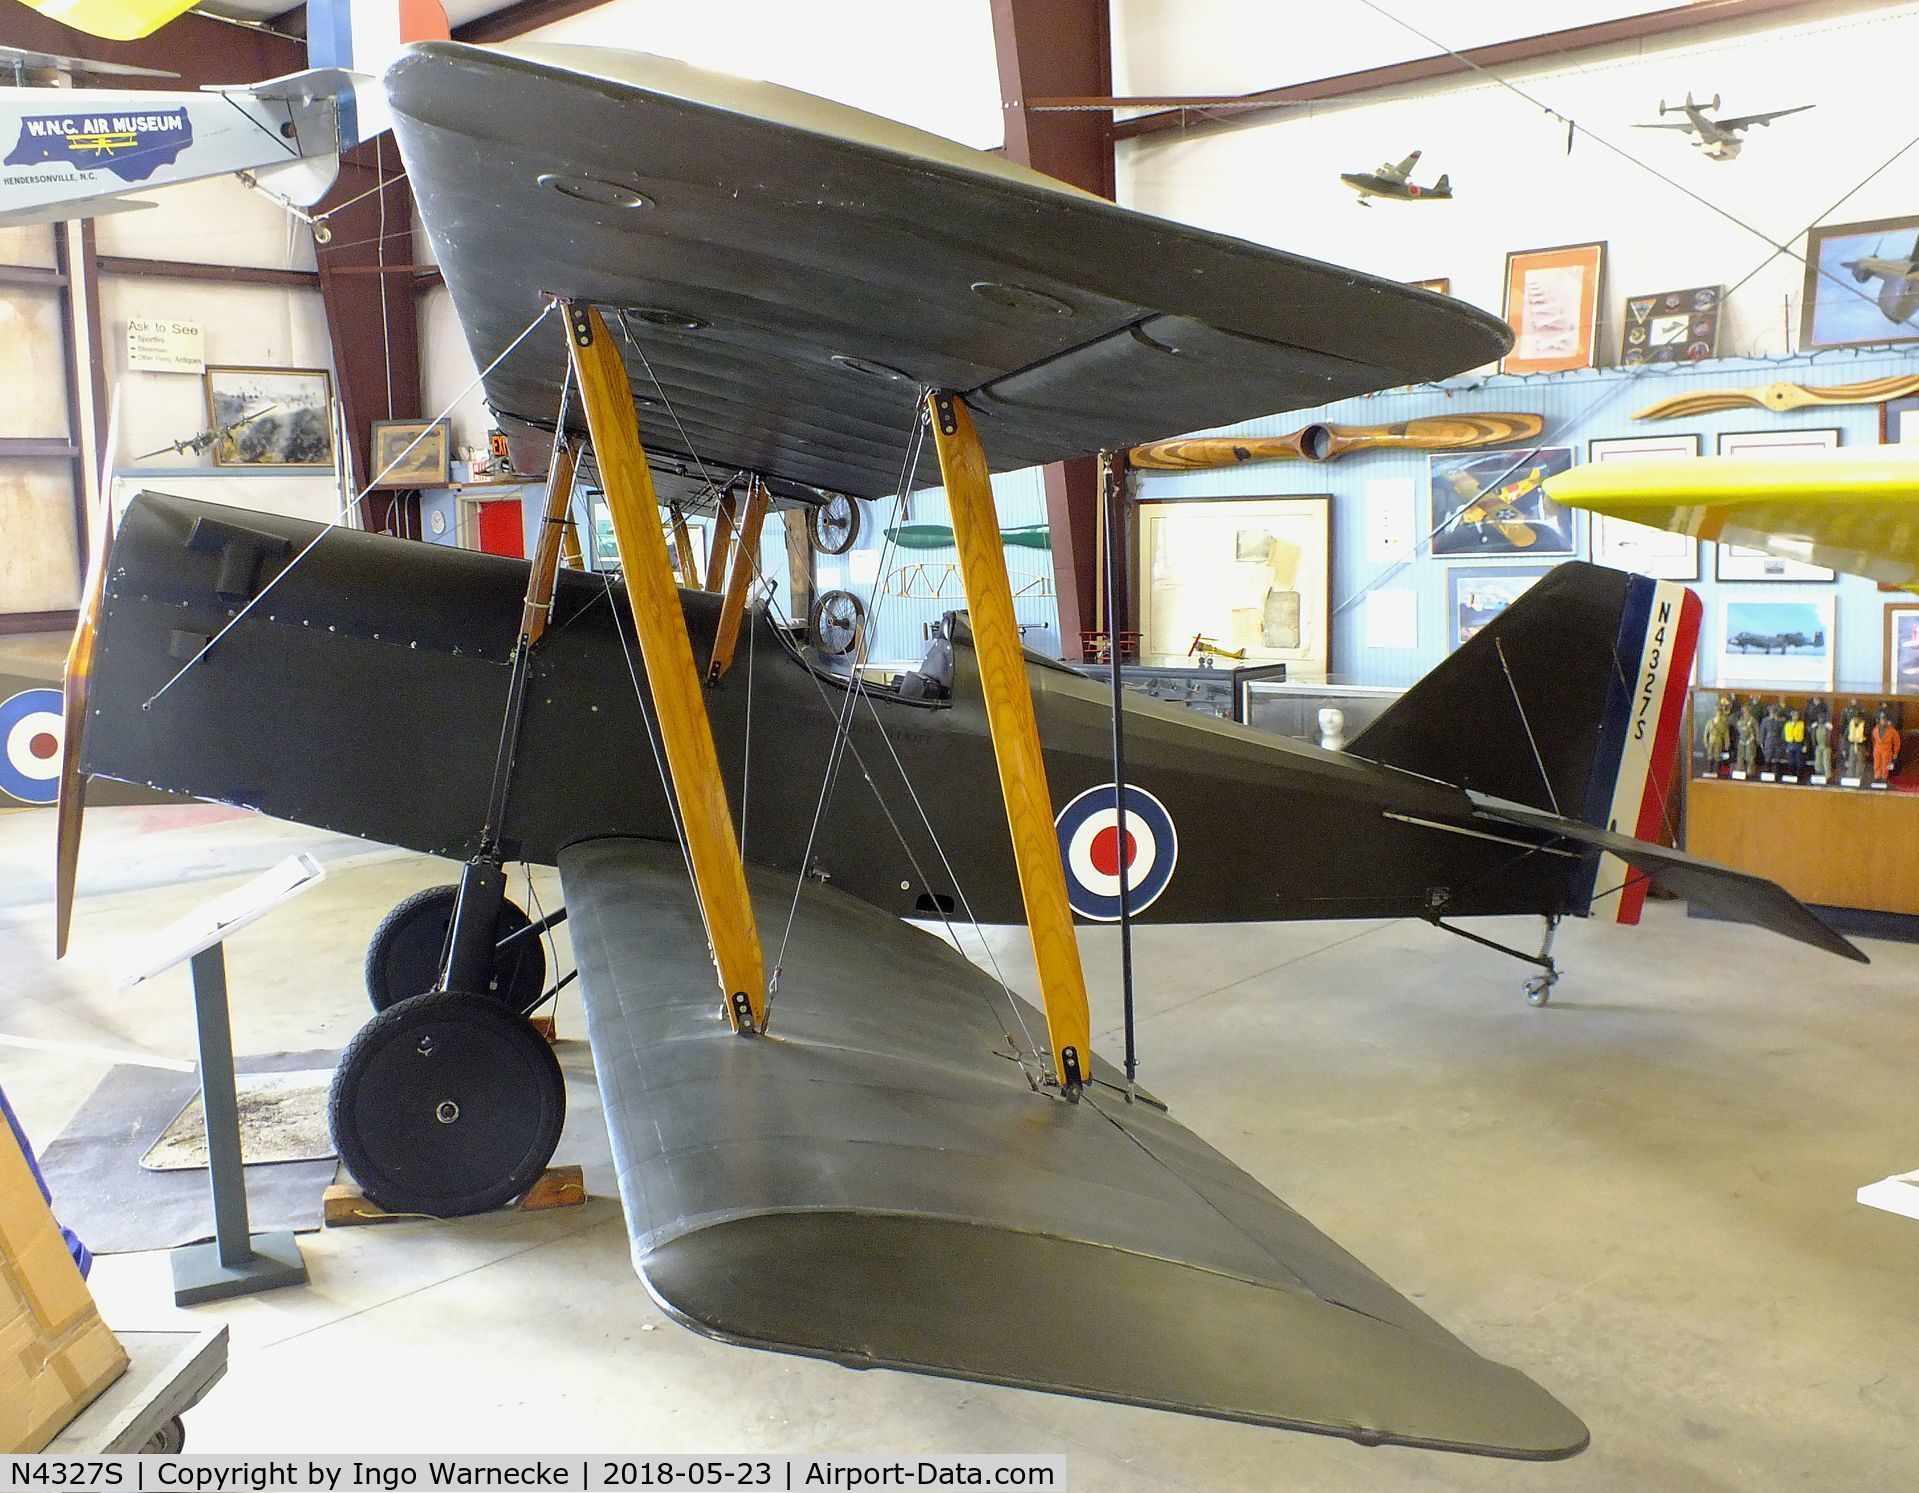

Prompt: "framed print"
[1501,242,1605,374]
[1449,566,1551,652]
[1883,394,1919,444]
[369,419,451,489]
[1409,277,1450,296]
[1717,596,1835,689]
[1711,429,1838,580]
[1620,284,1721,365]
[1802,215,1919,350]
[1429,446,1576,557]
[1586,435,1701,579]
[1136,495,1331,680]
[1886,604,1919,693]
[203,365,334,467]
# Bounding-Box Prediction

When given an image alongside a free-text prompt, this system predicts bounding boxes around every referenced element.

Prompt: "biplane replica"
[50,41,1866,1462]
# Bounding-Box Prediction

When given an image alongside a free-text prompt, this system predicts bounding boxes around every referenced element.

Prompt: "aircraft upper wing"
[1375,150,1419,181]
[386,43,1510,504]
[560,833,1588,1458]
[1717,104,1814,131]
[1630,120,1699,131]
[1546,449,1919,589]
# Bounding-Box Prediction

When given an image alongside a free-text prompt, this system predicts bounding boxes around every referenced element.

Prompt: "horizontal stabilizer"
[561,835,1588,1458]
[1471,795,1867,964]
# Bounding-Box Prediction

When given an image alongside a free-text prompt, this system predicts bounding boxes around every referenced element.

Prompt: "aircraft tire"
[329,990,565,1218]
[364,884,546,1013]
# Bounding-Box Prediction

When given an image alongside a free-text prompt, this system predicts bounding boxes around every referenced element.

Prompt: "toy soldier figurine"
[1845,707,1869,780]
[1813,715,1834,779]
[1735,702,1760,776]
[1702,697,1732,772]
[1758,704,1784,770]
[1873,706,1902,783]
[1783,708,1805,775]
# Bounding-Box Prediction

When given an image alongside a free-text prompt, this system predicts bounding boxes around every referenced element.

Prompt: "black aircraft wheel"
[364,883,547,1012]
[328,990,565,1218]
[810,588,865,656]
[807,492,860,555]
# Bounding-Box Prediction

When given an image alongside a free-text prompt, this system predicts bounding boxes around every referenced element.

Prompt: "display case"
[1686,685,1919,918]
[1239,681,1405,745]
[1068,661,1289,721]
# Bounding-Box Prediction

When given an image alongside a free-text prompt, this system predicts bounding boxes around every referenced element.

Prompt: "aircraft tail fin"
[1433,173,1451,195]
[1348,563,1700,924]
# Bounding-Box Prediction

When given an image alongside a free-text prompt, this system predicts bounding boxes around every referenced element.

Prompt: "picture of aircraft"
[1840,234,1919,327]
[43,41,1866,1463]
[1632,93,1813,161]
[1445,464,1549,547]
[1728,630,1824,654]
[1339,149,1452,204]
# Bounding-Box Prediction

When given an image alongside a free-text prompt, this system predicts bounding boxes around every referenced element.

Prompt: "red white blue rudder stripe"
[1055,783,1178,922]
[0,688,65,806]
[1578,578,1701,924]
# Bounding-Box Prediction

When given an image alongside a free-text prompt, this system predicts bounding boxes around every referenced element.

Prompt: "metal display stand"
[120,854,328,1306]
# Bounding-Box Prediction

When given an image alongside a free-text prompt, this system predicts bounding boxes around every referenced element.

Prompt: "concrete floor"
[4,801,1917,1489]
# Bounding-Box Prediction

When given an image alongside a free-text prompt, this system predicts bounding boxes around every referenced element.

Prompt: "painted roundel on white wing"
[0,688,64,805]
[1054,783,1179,921]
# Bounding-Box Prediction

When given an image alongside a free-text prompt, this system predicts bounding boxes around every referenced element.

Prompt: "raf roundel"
[0,688,65,806]
[1054,783,1179,922]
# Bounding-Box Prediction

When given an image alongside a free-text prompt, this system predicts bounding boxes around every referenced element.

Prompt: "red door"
[475,499,524,558]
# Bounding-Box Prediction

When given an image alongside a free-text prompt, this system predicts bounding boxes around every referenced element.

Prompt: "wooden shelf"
[1687,776,1919,915]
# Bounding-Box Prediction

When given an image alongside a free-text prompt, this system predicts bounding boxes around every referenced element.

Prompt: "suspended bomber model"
[1632,93,1813,161]
[56,42,1867,1461]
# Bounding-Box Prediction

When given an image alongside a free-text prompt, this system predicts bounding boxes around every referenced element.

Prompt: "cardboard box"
[0,1114,127,1451]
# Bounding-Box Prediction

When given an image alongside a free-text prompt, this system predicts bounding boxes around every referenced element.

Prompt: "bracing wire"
[141,300,559,710]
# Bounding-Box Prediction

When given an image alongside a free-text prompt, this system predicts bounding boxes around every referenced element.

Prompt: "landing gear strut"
[1524,915,1562,1007]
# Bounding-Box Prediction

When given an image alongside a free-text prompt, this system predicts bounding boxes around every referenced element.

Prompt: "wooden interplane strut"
[670,505,700,587]
[928,391,1093,1091]
[704,489,739,593]
[709,478,769,682]
[521,438,579,647]
[563,301,766,1032]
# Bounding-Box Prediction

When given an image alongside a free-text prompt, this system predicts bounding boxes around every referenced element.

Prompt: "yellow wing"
[15,0,196,40]
[1548,449,1919,589]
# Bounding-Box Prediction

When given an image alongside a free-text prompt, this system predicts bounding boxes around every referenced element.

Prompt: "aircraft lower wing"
[1470,795,1867,963]
[560,834,1589,1459]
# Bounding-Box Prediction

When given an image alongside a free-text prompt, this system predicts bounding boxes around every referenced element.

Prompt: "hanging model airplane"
[1632,93,1813,161]
[53,42,1866,1462]
[1340,148,1452,204]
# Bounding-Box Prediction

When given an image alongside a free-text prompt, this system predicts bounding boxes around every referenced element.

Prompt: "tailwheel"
[364,883,546,1012]
[1524,971,1559,1007]
[328,990,565,1217]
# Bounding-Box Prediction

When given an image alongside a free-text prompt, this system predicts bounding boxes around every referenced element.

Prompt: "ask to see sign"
[126,315,203,373]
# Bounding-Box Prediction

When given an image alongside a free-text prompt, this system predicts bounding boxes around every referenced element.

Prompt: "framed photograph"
[1883,394,1919,444]
[1802,214,1919,351]
[1620,284,1721,365]
[1136,495,1331,681]
[1409,277,1450,296]
[1501,242,1605,375]
[1449,566,1552,652]
[1886,604,1919,693]
[1717,597,1835,689]
[1429,446,1576,557]
[369,419,452,489]
[1711,429,1839,581]
[1586,435,1701,579]
[203,365,334,468]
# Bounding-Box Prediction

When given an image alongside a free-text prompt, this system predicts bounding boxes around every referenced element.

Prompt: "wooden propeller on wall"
[1128,412,1545,469]
[1631,373,1919,421]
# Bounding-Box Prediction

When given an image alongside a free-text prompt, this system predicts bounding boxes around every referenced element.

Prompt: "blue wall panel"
[1132,347,1919,688]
